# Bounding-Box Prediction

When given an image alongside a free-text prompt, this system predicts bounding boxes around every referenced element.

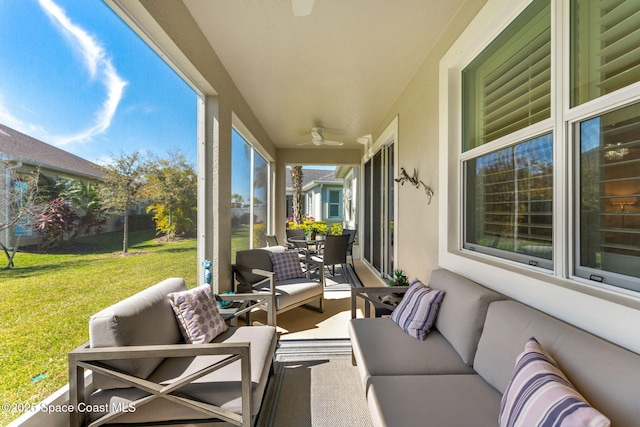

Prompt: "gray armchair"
[233,248,324,325]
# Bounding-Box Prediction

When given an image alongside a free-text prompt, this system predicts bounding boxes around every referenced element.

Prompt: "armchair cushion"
[167,285,228,344]
[391,279,444,340]
[269,250,304,281]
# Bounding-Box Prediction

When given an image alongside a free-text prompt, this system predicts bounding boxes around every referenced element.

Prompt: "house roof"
[286,168,342,190]
[0,123,104,180]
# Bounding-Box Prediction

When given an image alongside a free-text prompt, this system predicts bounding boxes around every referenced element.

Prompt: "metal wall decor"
[394,167,434,204]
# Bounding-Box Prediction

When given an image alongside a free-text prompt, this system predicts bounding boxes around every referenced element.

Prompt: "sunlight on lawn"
[0,230,198,425]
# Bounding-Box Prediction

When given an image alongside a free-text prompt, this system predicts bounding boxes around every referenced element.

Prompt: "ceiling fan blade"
[323,140,344,146]
[292,0,314,17]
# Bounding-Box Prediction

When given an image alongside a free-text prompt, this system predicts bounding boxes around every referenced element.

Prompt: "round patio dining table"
[287,236,325,258]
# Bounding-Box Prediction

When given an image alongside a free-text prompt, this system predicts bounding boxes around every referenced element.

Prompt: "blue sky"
[0,0,197,165]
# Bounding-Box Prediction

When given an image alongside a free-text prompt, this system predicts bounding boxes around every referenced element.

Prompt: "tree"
[143,150,197,238]
[0,161,48,268]
[56,177,105,241]
[290,165,304,224]
[231,193,245,208]
[99,151,147,253]
[36,197,78,251]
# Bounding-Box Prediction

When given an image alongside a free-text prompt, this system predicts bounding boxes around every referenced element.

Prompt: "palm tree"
[290,165,304,224]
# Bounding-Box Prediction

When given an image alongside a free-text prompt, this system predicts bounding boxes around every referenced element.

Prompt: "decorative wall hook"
[394,167,434,204]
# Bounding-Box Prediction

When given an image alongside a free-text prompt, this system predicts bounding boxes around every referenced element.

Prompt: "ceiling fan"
[298,127,344,147]
[292,0,314,16]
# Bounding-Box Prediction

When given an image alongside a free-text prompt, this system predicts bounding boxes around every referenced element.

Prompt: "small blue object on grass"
[31,373,46,383]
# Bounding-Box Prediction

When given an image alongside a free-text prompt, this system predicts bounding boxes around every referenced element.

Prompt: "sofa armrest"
[351,286,409,318]
[69,342,253,427]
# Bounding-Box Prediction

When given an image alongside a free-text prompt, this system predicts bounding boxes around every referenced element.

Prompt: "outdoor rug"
[256,339,373,427]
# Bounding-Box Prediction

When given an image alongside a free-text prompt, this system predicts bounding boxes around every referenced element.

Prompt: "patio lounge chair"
[233,248,324,325]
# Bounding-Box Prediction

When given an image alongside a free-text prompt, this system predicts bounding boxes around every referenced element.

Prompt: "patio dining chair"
[265,235,279,247]
[286,228,310,257]
[315,234,350,277]
[342,228,357,265]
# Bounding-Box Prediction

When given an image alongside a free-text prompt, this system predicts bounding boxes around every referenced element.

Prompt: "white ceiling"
[182,0,466,149]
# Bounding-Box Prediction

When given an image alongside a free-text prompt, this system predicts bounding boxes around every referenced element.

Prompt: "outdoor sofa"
[68,277,277,427]
[349,268,640,426]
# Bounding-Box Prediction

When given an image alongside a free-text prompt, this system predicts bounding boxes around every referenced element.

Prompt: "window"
[465,134,553,268]
[571,0,640,106]
[462,0,552,268]
[328,189,341,218]
[231,128,270,256]
[576,102,640,288]
[456,0,640,291]
[462,0,551,151]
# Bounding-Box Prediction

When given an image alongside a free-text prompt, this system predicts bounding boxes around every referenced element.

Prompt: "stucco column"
[274,157,288,244]
[198,95,233,291]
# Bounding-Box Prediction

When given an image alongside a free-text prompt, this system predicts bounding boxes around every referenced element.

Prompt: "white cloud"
[0,95,53,142]
[35,0,128,146]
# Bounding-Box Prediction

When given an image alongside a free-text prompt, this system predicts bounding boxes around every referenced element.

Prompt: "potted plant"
[389,269,409,287]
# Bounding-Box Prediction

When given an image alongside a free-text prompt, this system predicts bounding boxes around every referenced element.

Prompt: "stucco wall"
[371,0,488,282]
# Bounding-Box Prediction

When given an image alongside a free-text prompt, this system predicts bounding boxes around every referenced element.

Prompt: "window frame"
[442,0,640,296]
[462,132,555,270]
[231,127,271,252]
[327,188,341,219]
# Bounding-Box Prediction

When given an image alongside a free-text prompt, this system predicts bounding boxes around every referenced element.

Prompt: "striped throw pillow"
[390,279,444,340]
[499,337,610,427]
[269,250,304,281]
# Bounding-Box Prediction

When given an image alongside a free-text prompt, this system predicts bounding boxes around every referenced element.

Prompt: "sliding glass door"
[363,143,394,278]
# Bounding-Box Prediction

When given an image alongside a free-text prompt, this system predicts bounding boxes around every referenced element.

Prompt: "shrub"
[253,223,266,247]
[329,223,343,235]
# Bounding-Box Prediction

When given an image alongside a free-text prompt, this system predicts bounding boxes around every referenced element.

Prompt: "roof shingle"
[0,124,104,179]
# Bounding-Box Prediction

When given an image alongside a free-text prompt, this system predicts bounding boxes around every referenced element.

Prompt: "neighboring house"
[285,168,345,226]
[0,123,105,248]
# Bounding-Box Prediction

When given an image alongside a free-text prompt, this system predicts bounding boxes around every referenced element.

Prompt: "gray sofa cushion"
[475,300,640,427]
[89,325,277,422]
[349,318,474,391]
[89,278,186,389]
[429,268,505,365]
[367,375,501,427]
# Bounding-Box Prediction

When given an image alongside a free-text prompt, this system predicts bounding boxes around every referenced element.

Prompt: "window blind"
[571,0,640,106]
[463,0,551,151]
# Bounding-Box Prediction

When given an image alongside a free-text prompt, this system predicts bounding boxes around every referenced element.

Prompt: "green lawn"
[0,230,198,425]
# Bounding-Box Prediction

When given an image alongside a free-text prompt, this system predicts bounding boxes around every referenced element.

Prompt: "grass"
[0,229,198,425]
